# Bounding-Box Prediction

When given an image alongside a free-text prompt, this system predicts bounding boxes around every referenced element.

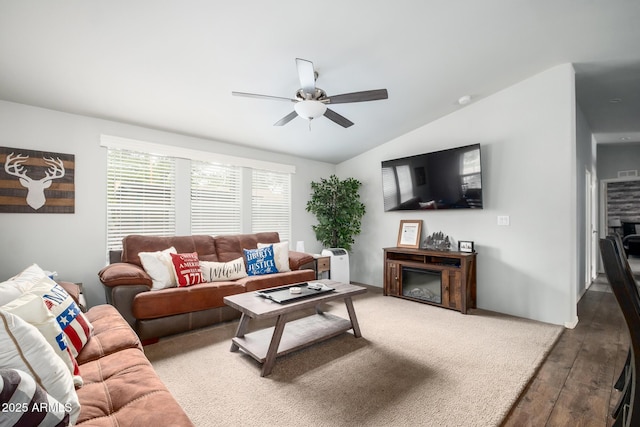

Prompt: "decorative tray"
[255,282,334,304]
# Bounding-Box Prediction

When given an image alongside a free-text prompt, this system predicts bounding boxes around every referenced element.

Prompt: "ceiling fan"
[232,58,388,128]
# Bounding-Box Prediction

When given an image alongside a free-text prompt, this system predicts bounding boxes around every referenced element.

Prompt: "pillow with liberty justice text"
[243,245,279,276]
[200,257,247,282]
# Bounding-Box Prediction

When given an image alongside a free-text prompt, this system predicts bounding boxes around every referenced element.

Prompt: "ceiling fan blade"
[324,108,354,128]
[232,91,295,102]
[327,89,388,104]
[296,58,316,95]
[274,111,298,126]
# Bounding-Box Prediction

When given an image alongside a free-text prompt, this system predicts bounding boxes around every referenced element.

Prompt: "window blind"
[251,169,291,242]
[106,149,176,250]
[191,161,242,236]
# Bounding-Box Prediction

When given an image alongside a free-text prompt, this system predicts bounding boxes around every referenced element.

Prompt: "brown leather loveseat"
[98,232,315,341]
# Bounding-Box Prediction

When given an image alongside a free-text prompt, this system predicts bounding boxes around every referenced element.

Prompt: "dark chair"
[621,222,640,258]
[607,235,635,418]
[600,237,640,426]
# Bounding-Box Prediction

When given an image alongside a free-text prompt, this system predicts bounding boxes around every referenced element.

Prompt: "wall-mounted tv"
[381,143,483,211]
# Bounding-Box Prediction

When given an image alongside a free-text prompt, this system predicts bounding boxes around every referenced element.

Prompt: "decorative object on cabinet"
[423,231,451,251]
[397,219,422,248]
[458,240,475,253]
[0,146,75,213]
[383,247,477,314]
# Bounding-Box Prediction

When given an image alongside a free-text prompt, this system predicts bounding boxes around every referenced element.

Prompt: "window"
[106,149,176,250]
[251,169,291,242]
[191,161,242,236]
[103,135,295,252]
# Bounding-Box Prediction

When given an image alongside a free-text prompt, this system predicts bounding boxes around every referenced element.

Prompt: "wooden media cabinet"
[383,247,477,314]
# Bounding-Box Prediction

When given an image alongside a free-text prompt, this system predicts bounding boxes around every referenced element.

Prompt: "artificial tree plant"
[306,175,366,251]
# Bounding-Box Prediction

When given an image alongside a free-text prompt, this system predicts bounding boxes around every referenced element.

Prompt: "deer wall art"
[0,147,75,213]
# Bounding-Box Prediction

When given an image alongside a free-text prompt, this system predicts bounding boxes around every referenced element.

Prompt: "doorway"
[585,169,597,289]
[599,177,640,271]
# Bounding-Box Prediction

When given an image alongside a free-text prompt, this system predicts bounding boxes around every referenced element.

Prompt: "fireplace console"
[383,247,477,314]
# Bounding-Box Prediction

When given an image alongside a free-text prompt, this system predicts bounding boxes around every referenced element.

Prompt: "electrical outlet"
[497,215,510,226]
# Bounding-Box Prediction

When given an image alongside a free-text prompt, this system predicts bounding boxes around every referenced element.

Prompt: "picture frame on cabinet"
[397,220,422,248]
[458,240,475,253]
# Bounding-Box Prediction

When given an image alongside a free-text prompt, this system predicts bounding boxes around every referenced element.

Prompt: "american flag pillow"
[26,275,93,358]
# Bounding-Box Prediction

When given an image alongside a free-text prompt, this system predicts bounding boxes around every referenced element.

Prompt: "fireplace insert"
[401,267,442,304]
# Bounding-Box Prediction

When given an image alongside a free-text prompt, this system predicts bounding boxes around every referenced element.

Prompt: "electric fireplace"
[401,267,442,304]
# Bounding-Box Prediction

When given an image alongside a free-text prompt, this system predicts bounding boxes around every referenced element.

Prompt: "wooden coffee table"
[223,280,366,376]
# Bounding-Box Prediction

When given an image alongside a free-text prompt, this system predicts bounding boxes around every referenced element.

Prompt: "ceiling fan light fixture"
[294,100,327,120]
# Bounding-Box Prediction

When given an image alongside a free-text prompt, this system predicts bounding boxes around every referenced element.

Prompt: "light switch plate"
[497,215,510,226]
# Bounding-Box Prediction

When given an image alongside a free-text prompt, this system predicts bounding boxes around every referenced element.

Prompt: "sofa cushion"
[0,368,70,427]
[75,348,193,426]
[214,232,280,262]
[121,235,218,267]
[132,282,246,320]
[99,262,152,287]
[244,246,279,276]
[77,305,142,365]
[139,246,177,290]
[200,257,247,282]
[170,252,204,287]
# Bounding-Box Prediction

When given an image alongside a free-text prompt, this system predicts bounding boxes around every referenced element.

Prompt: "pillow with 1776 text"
[170,252,204,287]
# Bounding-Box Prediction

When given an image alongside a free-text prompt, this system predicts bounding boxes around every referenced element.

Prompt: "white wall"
[0,100,334,307]
[598,142,640,180]
[337,64,578,326]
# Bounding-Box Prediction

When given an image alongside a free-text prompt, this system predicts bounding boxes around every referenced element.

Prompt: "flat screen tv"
[381,143,483,211]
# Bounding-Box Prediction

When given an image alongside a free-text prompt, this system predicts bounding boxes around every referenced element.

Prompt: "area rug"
[145,286,562,426]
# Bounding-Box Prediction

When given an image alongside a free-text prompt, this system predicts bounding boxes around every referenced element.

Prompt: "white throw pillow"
[2,292,82,387]
[139,246,178,290]
[0,309,80,424]
[258,241,291,272]
[0,263,47,305]
[200,257,248,282]
[0,280,22,306]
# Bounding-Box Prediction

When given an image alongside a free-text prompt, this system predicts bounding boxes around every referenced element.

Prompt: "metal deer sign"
[0,147,75,213]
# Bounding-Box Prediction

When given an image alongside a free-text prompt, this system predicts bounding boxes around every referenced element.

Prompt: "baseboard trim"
[564,316,579,329]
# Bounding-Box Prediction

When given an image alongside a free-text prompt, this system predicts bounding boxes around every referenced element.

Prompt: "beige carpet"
[145,286,562,427]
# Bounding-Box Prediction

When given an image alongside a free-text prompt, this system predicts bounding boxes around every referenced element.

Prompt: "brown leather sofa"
[57,282,191,425]
[74,304,193,426]
[98,232,315,341]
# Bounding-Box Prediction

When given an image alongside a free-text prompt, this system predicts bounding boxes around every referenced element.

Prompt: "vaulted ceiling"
[1,1,639,163]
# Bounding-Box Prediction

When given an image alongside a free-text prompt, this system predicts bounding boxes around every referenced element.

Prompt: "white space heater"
[321,248,350,284]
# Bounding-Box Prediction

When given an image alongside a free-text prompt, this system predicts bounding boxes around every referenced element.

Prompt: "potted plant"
[306,175,366,251]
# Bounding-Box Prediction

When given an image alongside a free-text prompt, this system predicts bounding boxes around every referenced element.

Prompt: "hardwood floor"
[502,274,628,427]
